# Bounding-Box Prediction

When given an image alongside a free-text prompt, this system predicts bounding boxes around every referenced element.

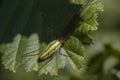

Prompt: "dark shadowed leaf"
[0,0,103,76]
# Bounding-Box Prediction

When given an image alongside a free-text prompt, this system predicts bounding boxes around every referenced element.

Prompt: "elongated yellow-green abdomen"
[38,40,61,62]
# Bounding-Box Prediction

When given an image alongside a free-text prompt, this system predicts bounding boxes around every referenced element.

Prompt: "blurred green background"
[0,0,120,80]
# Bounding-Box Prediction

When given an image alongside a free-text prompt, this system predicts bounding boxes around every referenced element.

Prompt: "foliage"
[0,0,103,76]
[70,44,120,80]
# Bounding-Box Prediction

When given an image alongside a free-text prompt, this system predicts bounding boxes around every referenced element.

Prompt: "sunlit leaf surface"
[0,0,103,76]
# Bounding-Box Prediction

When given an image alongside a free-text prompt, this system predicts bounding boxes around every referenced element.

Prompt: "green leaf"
[64,36,85,56]
[73,33,94,45]
[37,36,85,75]
[75,0,104,33]
[0,34,28,72]
[71,0,104,45]
[64,36,85,69]
[0,0,104,76]
[22,34,40,72]
[37,48,68,76]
